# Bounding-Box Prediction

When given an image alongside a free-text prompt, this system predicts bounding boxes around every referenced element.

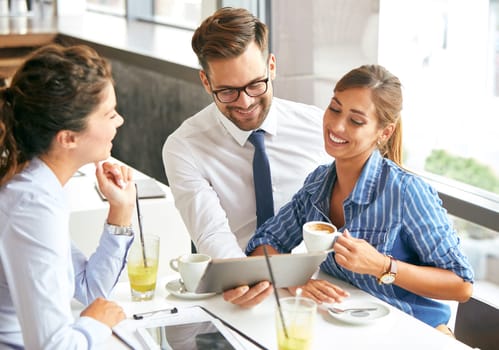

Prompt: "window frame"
[421,172,499,232]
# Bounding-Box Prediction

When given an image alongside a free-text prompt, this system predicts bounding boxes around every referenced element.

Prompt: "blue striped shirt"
[246,150,474,327]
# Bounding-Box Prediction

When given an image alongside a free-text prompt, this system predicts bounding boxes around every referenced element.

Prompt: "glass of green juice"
[127,234,160,301]
[276,296,317,350]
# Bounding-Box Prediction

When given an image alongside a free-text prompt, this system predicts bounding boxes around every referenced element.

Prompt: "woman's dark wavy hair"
[0,44,112,185]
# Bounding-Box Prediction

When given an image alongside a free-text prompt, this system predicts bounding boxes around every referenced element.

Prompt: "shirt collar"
[303,165,336,214]
[304,149,384,209]
[349,149,384,205]
[19,157,65,201]
[29,157,64,189]
[214,100,278,146]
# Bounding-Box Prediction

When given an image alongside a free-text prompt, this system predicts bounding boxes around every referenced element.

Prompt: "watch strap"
[105,222,133,236]
[378,255,397,285]
[388,256,398,274]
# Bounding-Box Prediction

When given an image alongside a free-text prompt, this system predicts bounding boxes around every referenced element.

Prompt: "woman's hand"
[333,229,387,277]
[335,231,473,302]
[95,161,135,227]
[80,297,126,328]
[289,279,349,304]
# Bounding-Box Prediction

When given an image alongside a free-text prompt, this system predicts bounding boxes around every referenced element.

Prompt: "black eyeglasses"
[210,75,270,103]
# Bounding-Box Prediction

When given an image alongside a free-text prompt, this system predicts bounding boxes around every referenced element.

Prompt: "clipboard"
[195,251,328,294]
[113,305,267,350]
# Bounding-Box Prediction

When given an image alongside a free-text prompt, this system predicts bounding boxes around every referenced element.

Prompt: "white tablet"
[195,251,328,294]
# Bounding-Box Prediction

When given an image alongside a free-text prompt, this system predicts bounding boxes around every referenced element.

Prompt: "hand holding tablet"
[195,251,328,294]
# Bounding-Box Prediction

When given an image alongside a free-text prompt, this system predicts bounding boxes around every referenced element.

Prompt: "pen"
[133,307,178,320]
[198,306,268,350]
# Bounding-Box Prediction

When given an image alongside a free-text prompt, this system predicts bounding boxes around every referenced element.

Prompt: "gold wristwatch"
[378,255,397,285]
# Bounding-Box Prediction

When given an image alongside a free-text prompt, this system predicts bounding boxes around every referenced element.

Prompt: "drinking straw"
[292,288,302,328]
[293,288,303,313]
[263,246,288,339]
[134,183,148,268]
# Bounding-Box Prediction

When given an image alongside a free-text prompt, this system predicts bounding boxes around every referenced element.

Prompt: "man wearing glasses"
[162,7,329,303]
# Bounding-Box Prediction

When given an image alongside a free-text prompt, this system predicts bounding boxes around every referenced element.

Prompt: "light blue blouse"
[247,150,474,327]
[0,158,133,349]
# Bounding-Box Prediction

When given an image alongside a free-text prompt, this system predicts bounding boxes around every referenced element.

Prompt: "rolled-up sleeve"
[72,223,134,304]
[402,176,474,282]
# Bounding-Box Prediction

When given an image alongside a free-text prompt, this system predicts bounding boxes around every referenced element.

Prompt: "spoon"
[328,306,378,314]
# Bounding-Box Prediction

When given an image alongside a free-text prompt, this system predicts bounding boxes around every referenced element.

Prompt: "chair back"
[454,296,499,350]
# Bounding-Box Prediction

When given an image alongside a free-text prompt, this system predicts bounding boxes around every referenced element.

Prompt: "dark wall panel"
[109,59,211,185]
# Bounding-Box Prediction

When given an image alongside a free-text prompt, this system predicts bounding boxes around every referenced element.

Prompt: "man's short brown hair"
[192,7,268,73]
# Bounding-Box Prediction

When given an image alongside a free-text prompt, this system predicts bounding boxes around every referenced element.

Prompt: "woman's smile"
[328,132,348,144]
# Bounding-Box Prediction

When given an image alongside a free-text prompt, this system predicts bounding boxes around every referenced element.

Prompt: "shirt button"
[272,186,277,192]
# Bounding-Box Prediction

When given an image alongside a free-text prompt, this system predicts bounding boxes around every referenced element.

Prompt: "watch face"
[380,273,395,284]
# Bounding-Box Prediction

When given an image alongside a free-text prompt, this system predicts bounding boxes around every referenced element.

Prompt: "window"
[378,0,499,198]
[272,0,499,202]
[86,0,125,16]
[492,0,499,96]
[145,0,262,31]
[451,215,499,285]
[272,0,499,197]
[84,0,265,32]
[153,0,203,30]
[378,2,499,285]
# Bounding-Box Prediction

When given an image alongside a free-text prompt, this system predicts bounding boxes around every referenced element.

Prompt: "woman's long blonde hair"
[335,64,403,166]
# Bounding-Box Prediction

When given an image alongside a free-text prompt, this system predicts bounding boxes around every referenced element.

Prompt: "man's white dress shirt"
[0,158,133,349]
[163,97,330,258]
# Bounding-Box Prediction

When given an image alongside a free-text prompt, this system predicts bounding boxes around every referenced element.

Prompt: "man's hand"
[223,281,274,308]
[289,279,349,304]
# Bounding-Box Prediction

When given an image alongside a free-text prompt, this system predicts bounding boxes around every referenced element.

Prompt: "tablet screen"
[142,320,236,350]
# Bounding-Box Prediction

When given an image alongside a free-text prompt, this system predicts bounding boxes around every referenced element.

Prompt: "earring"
[376,139,382,146]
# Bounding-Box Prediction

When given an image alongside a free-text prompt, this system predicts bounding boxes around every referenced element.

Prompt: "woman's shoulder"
[306,163,332,180]
[382,158,437,195]
[300,163,333,194]
[1,161,64,210]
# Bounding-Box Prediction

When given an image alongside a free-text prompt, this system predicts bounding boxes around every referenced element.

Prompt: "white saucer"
[327,301,390,325]
[165,279,217,300]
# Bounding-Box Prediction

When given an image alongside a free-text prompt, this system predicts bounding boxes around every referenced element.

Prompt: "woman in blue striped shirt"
[241,64,474,332]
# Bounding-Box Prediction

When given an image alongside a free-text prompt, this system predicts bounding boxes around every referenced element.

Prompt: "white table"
[65,161,472,349]
[105,272,473,350]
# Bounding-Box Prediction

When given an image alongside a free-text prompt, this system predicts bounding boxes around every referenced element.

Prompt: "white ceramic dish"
[327,301,390,325]
[165,279,216,300]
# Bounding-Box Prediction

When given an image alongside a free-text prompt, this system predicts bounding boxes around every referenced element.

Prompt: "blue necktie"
[248,130,274,227]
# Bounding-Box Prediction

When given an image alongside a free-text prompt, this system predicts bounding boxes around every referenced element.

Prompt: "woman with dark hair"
[0,44,135,348]
[234,64,474,334]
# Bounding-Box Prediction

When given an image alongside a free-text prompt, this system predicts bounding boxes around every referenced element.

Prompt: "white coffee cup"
[302,221,340,252]
[169,253,211,293]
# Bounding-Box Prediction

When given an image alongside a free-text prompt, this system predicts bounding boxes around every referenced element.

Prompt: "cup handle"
[326,232,342,253]
[169,258,179,272]
[332,232,341,244]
